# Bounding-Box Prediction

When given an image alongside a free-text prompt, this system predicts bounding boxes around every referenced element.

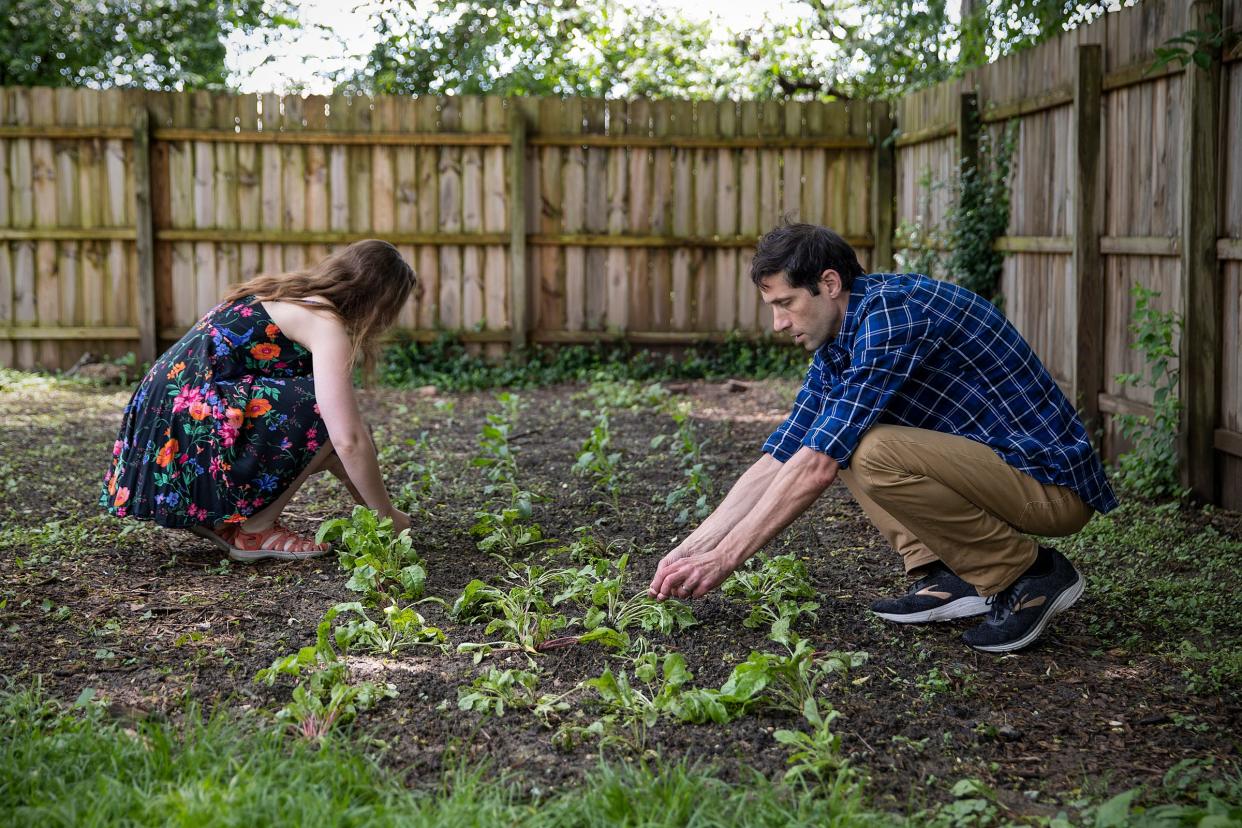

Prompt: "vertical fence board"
[461,96,486,338]
[561,97,585,331]
[482,97,507,352]
[669,100,692,330]
[438,96,462,330]
[583,98,608,331]
[715,100,739,332]
[737,101,760,331]
[692,100,717,331]
[605,99,629,331]
[648,100,673,330]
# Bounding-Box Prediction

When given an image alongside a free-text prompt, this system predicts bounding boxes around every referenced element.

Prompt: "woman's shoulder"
[261,299,347,352]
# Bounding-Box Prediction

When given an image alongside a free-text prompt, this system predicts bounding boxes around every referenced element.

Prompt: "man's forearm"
[677,454,782,554]
[713,447,838,570]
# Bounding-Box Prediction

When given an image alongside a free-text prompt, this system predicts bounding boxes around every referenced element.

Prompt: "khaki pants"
[837,425,1093,596]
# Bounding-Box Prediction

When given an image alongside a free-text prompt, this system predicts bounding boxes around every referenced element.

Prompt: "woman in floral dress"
[101,240,418,560]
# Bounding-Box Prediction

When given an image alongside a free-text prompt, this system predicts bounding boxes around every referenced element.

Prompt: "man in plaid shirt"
[649,222,1117,653]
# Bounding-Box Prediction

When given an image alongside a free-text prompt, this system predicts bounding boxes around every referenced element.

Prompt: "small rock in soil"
[998,724,1022,742]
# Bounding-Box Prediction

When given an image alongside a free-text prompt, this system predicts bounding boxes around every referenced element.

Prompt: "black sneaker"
[870,561,989,624]
[962,546,1084,653]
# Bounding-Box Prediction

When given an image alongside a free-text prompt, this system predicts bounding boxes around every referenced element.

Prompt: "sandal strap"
[233,523,324,554]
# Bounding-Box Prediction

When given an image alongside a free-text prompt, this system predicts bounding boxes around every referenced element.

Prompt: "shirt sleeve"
[802,291,935,468]
[762,359,827,462]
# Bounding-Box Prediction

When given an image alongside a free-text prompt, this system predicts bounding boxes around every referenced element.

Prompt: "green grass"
[1057,500,1242,698]
[0,683,889,828]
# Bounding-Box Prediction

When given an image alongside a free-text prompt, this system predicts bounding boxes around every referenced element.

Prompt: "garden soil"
[1,378,1238,817]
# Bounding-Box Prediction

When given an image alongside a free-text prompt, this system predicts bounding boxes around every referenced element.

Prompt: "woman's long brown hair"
[222,240,418,375]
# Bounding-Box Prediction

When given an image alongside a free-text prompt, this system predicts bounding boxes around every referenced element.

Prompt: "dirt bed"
[1,376,1238,817]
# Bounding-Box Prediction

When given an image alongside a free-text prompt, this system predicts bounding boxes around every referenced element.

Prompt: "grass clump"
[0,682,886,827]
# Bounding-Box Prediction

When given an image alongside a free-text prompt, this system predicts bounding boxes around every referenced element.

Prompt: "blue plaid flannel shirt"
[763,272,1118,514]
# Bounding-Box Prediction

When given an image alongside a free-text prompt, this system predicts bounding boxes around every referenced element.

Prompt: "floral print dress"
[101,296,325,528]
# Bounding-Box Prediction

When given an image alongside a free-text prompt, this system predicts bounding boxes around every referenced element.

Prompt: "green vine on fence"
[895,118,1016,304]
[1113,285,1184,500]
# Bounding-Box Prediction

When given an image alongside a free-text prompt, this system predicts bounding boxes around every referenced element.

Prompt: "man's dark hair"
[749,220,865,294]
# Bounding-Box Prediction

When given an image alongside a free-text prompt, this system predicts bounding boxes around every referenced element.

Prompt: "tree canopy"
[344,0,1126,100]
[0,0,297,90]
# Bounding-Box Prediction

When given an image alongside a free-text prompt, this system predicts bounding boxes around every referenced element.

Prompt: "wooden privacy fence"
[894,0,1242,507]
[0,90,885,370]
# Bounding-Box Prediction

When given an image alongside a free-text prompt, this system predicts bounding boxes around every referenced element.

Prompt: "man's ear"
[819,269,842,298]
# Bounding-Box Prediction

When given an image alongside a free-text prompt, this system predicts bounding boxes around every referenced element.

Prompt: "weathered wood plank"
[561,97,585,331]
[604,99,629,332]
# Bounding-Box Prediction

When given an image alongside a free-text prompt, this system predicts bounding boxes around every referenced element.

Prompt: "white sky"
[226,0,815,94]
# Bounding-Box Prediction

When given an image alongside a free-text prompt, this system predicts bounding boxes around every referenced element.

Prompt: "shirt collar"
[815,272,873,367]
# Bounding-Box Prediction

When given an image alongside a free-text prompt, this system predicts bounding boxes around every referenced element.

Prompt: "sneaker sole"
[872,595,991,624]
[968,573,1084,654]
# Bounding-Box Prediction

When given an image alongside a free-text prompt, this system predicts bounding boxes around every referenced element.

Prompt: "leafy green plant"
[567,652,698,753]
[722,553,820,634]
[451,560,576,659]
[316,506,427,604]
[773,699,850,788]
[382,431,443,515]
[254,605,397,740]
[555,553,697,649]
[712,627,868,719]
[1149,14,1236,73]
[330,601,446,656]
[652,402,713,526]
[584,379,670,412]
[469,494,550,557]
[944,119,1016,303]
[894,168,949,280]
[380,332,807,392]
[472,392,524,502]
[573,410,624,513]
[1113,285,1184,500]
[454,667,573,725]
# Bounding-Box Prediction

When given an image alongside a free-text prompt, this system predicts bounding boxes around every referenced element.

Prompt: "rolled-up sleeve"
[801,294,934,468]
[762,360,826,462]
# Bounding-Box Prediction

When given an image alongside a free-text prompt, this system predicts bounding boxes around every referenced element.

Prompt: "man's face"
[758,270,846,352]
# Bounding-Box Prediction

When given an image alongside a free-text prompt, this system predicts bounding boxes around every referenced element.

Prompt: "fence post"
[870,100,895,272]
[1180,0,1222,501]
[1073,44,1103,442]
[508,107,529,352]
[132,105,157,366]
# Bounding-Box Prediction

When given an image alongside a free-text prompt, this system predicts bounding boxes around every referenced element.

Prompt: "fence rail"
[0,0,1239,507]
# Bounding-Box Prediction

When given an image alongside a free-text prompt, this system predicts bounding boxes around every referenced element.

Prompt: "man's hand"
[648,549,736,601]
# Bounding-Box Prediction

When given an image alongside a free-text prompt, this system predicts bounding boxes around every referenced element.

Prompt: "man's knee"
[849,426,906,482]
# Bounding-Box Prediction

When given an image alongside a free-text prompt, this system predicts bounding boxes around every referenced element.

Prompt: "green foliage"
[773,699,851,789]
[652,402,714,526]
[472,392,524,502]
[316,506,427,604]
[380,431,443,516]
[344,0,722,98]
[469,497,549,557]
[380,334,808,392]
[455,668,571,725]
[330,601,446,656]
[1149,14,1237,74]
[723,553,820,634]
[254,605,397,740]
[1083,759,1242,828]
[555,553,697,649]
[1056,501,1242,699]
[1113,285,1184,500]
[2,683,884,826]
[567,652,702,753]
[572,410,624,513]
[0,0,297,89]
[714,629,867,719]
[896,121,1015,303]
[944,121,1017,302]
[451,560,575,659]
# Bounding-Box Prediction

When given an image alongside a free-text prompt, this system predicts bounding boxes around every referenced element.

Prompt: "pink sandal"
[189,522,330,562]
